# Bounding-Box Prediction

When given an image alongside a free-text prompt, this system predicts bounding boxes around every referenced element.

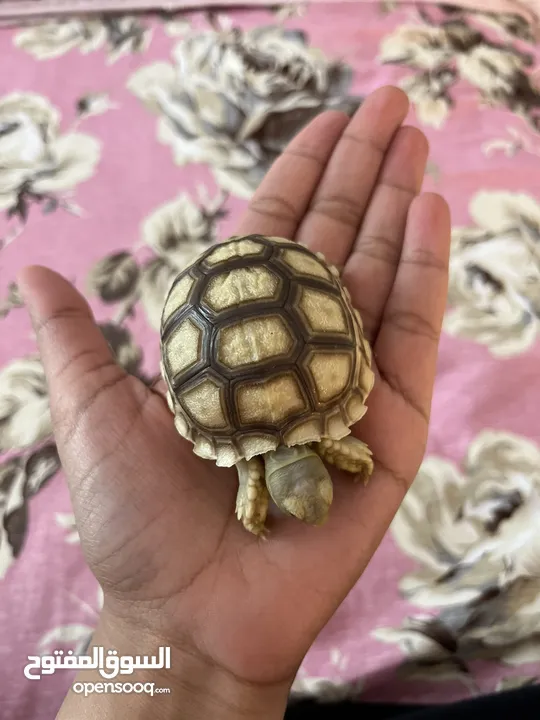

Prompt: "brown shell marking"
[160,235,374,467]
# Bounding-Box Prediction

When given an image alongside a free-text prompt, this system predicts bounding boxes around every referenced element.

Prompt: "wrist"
[57,610,290,720]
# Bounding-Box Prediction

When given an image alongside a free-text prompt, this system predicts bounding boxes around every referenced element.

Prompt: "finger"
[343,126,429,342]
[236,110,350,238]
[375,193,451,422]
[148,373,169,403]
[296,86,410,266]
[17,266,140,451]
[148,374,166,393]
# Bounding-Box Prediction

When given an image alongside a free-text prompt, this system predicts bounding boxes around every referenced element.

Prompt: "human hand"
[18,86,450,719]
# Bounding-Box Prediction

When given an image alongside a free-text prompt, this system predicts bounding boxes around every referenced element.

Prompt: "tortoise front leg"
[316,437,374,484]
[235,457,269,537]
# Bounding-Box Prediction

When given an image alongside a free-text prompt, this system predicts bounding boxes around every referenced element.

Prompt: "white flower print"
[0,446,60,579]
[141,188,225,270]
[379,9,540,130]
[14,16,151,63]
[0,92,100,246]
[0,356,51,453]
[128,24,358,197]
[445,191,540,356]
[55,513,80,544]
[374,432,540,679]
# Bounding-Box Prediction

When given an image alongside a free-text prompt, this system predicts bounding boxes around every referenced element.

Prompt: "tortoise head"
[263,444,333,526]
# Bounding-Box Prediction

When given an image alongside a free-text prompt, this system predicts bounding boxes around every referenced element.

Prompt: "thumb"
[16,266,142,472]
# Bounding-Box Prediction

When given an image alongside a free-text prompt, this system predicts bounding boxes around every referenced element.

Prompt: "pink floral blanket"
[2,2,540,718]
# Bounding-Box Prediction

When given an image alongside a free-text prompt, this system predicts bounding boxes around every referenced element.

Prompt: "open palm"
[19,87,450,691]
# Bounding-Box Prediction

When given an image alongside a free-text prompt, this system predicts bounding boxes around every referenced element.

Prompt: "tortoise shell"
[160,235,374,467]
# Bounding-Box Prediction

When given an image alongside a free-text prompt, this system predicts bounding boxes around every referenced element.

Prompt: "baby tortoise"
[160,235,375,535]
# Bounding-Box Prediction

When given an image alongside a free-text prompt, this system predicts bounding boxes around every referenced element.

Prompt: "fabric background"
[0,0,539,29]
[1,2,540,719]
